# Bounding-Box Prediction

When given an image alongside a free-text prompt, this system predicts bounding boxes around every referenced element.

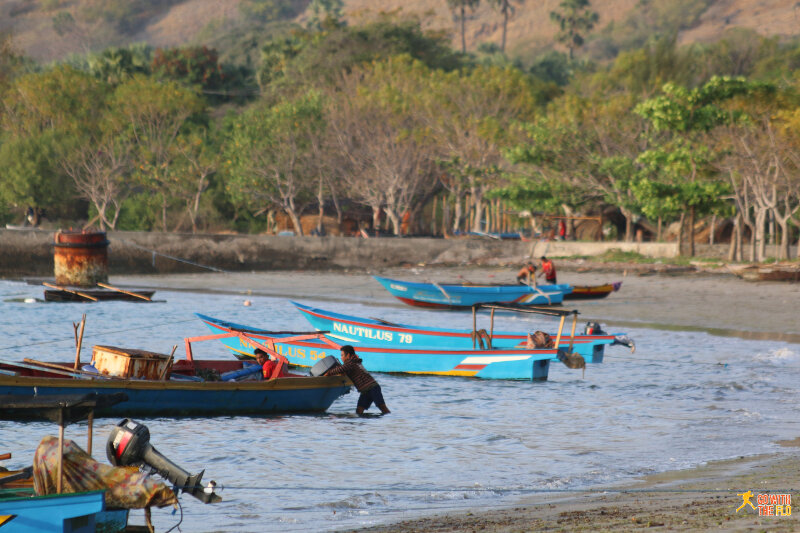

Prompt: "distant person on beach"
[538,256,557,284]
[254,348,287,379]
[516,263,537,285]
[323,345,390,415]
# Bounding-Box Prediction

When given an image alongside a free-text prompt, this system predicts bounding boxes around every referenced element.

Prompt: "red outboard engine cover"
[107,419,150,466]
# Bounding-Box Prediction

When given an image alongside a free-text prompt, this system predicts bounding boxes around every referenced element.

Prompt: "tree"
[488,0,524,54]
[636,76,771,256]
[549,0,598,60]
[306,0,345,31]
[226,92,326,235]
[447,0,480,53]
[326,57,438,235]
[109,75,207,231]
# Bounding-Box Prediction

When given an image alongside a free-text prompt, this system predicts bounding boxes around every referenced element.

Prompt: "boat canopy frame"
[470,303,580,352]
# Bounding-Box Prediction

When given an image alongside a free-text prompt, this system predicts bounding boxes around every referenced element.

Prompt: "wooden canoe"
[563,281,622,300]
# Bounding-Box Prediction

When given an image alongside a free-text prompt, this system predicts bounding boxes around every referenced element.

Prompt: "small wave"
[753,347,800,364]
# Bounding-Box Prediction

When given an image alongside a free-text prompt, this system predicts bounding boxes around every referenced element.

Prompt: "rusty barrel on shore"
[54,230,110,287]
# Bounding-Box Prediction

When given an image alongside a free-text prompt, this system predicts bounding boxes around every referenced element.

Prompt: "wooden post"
[471,307,477,348]
[568,312,578,353]
[159,345,178,380]
[489,308,495,349]
[87,412,93,456]
[57,409,64,494]
[431,196,438,236]
[73,314,86,371]
[553,315,566,350]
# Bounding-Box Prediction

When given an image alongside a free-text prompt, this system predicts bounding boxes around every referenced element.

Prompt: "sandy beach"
[113,264,800,533]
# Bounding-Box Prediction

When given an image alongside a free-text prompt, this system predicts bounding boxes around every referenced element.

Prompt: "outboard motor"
[107,418,221,503]
[584,321,604,335]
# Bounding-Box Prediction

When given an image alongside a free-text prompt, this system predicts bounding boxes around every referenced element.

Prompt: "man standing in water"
[324,345,390,416]
[538,256,557,284]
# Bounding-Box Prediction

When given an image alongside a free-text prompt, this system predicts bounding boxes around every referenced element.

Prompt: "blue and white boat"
[373,276,570,308]
[196,314,568,381]
[291,301,634,363]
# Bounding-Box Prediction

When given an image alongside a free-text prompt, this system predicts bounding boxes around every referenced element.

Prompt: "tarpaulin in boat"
[32,436,176,509]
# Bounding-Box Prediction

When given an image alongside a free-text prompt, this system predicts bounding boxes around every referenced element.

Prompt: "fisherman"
[538,256,557,284]
[516,263,537,285]
[323,345,390,416]
[254,348,287,379]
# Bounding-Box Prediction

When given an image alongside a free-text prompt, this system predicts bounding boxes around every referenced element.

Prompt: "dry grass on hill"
[3,0,799,63]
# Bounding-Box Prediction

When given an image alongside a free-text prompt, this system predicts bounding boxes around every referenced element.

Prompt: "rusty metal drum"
[53,230,110,287]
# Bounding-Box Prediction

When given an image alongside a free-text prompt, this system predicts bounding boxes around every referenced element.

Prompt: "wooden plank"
[42,282,98,302]
[97,282,152,301]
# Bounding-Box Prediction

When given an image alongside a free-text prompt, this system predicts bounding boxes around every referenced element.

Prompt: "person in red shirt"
[254,348,287,379]
[538,256,557,284]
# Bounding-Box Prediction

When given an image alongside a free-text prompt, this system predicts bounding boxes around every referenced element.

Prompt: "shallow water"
[1,279,799,532]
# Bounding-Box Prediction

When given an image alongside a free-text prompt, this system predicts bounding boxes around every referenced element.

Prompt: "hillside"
[2,0,799,63]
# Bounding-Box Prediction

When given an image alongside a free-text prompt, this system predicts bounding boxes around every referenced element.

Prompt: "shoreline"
[350,447,800,533]
[105,266,800,532]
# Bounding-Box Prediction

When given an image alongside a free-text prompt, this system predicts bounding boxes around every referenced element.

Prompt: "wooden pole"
[97,282,152,301]
[568,312,578,353]
[159,345,178,380]
[553,315,566,350]
[472,306,477,349]
[57,409,64,494]
[489,308,495,349]
[87,412,93,456]
[431,196,437,236]
[42,282,98,302]
[74,314,86,371]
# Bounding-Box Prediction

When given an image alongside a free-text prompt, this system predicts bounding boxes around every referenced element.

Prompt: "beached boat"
[727,263,800,282]
[196,310,593,380]
[0,344,350,417]
[291,301,634,363]
[373,276,570,308]
[563,281,622,300]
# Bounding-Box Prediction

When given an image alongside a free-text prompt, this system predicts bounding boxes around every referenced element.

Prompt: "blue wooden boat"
[195,313,592,381]
[291,301,634,363]
[0,488,109,532]
[373,276,570,308]
[0,350,350,417]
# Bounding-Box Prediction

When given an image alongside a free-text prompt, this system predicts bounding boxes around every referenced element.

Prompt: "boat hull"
[563,282,622,300]
[373,276,569,308]
[292,301,616,363]
[0,490,106,533]
[44,289,156,302]
[0,371,350,418]
[198,315,554,381]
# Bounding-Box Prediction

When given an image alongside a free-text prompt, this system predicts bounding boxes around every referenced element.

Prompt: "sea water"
[0,279,798,532]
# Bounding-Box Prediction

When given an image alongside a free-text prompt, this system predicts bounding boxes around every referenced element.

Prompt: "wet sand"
[114,265,800,532]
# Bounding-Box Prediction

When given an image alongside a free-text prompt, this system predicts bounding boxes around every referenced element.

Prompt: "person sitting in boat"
[526,331,555,349]
[516,263,537,286]
[254,348,287,379]
[323,345,390,416]
[538,256,557,284]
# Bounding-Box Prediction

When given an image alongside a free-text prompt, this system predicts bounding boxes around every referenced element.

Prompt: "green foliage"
[306,0,345,31]
[596,248,649,263]
[258,18,464,92]
[239,0,303,23]
[634,76,766,132]
[550,0,599,59]
[86,44,153,85]
[529,51,572,86]
[0,131,75,214]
